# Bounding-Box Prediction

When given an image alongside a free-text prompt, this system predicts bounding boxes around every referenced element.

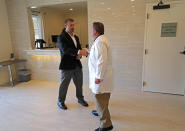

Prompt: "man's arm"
[94,42,108,84]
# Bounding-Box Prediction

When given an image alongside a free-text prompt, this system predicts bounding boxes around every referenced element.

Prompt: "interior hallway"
[0,80,185,131]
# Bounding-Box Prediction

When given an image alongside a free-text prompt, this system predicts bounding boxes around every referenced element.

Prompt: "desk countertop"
[25,49,60,55]
[0,59,26,67]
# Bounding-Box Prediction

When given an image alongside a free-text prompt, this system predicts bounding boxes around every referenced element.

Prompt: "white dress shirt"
[68,33,77,48]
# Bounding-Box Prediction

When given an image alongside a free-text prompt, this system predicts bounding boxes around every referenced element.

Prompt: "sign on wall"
[161,23,177,37]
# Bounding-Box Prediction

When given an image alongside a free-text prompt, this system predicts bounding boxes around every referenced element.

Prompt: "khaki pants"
[95,93,112,128]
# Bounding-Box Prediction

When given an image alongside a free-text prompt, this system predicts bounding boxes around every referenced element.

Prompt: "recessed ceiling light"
[69,8,73,11]
[31,6,37,9]
[131,0,135,1]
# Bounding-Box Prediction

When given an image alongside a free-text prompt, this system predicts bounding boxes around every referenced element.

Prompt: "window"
[32,14,43,40]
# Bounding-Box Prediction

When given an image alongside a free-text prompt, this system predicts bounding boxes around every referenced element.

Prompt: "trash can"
[18,69,31,82]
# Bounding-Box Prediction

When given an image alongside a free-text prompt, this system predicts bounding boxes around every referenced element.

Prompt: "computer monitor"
[51,35,59,43]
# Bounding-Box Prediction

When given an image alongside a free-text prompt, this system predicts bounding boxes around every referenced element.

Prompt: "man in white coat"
[88,22,114,131]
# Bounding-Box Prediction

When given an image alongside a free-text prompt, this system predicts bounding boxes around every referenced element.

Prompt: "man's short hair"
[93,22,104,35]
[65,18,74,24]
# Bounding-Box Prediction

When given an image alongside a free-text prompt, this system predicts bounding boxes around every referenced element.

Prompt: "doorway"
[143,1,185,95]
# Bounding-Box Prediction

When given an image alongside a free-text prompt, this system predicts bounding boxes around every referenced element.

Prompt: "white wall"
[88,0,145,90]
[0,0,13,84]
[6,0,32,59]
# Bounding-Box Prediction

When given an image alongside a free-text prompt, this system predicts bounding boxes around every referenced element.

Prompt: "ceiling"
[30,0,182,14]
[40,1,87,13]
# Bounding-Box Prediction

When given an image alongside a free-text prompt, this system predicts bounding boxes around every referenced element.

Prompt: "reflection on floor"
[0,80,185,131]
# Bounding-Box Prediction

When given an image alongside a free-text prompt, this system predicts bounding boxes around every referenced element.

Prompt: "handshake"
[77,48,89,59]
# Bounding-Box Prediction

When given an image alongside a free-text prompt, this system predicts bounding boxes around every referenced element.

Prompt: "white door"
[143,2,185,95]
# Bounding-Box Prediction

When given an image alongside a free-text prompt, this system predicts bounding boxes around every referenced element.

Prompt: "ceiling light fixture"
[31,6,37,9]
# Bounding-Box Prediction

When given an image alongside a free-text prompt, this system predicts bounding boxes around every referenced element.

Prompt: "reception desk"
[26,48,60,55]
[25,49,89,85]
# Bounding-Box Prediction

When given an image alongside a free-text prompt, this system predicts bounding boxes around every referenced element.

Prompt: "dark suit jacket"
[58,29,82,70]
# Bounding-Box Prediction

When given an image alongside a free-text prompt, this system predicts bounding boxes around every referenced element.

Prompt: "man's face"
[65,21,75,33]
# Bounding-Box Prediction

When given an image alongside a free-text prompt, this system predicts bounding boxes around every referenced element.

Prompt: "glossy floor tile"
[0,80,185,131]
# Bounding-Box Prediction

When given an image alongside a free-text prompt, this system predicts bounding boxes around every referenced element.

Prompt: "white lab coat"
[88,35,114,94]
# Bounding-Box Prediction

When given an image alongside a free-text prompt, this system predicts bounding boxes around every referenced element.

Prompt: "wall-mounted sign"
[161,23,177,37]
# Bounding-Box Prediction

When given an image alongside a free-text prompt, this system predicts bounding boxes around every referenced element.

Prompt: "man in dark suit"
[57,18,89,110]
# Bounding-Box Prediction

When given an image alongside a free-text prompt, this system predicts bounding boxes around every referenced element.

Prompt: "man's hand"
[76,54,82,60]
[78,49,89,56]
[95,78,103,84]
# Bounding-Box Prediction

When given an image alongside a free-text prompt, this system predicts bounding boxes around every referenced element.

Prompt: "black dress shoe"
[92,110,99,116]
[95,125,113,131]
[78,99,89,107]
[57,101,67,110]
